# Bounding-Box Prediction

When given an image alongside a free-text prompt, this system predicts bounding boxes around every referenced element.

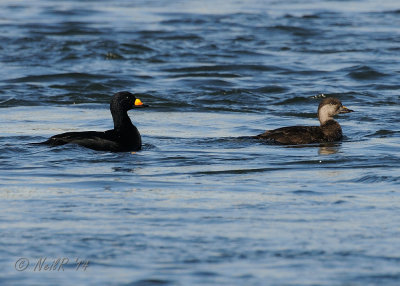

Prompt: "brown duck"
[255,98,354,145]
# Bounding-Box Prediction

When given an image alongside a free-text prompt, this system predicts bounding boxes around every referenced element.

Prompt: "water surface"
[0,0,399,285]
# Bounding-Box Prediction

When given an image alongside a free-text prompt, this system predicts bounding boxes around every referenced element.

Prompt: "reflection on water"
[318,143,340,155]
[281,142,340,156]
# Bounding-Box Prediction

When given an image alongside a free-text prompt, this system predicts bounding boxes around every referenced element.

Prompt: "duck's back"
[43,127,141,152]
[256,120,343,145]
[256,126,324,145]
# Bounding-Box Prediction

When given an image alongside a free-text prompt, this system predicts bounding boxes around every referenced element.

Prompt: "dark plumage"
[38,91,147,152]
[255,98,353,145]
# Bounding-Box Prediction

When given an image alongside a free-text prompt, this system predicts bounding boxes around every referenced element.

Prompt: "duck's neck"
[112,111,133,131]
[319,115,335,126]
[320,119,342,141]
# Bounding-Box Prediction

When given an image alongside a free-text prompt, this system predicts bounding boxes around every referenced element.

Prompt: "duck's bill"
[134,98,149,108]
[340,106,354,113]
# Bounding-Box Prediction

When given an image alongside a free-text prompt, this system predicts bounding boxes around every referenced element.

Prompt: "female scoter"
[255,98,353,144]
[38,91,147,152]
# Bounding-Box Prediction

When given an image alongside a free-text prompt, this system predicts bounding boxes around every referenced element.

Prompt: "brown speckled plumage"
[255,98,353,145]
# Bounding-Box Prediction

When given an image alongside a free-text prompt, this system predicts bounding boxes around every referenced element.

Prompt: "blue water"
[1,0,399,285]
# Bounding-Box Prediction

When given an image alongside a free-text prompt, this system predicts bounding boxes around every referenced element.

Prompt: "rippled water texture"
[0,0,399,285]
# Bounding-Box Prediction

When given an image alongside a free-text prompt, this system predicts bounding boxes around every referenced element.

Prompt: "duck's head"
[317,97,353,125]
[110,91,148,113]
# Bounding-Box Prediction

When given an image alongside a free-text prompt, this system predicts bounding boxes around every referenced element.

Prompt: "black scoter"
[38,91,147,152]
[255,97,353,145]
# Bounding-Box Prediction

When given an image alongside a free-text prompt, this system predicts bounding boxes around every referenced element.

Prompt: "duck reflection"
[318,143,340,155]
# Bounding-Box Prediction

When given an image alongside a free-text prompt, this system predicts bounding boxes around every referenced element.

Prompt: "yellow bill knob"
[134,98,143,106]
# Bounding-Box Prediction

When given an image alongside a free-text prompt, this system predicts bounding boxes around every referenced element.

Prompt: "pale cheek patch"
[318,104,336,124]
